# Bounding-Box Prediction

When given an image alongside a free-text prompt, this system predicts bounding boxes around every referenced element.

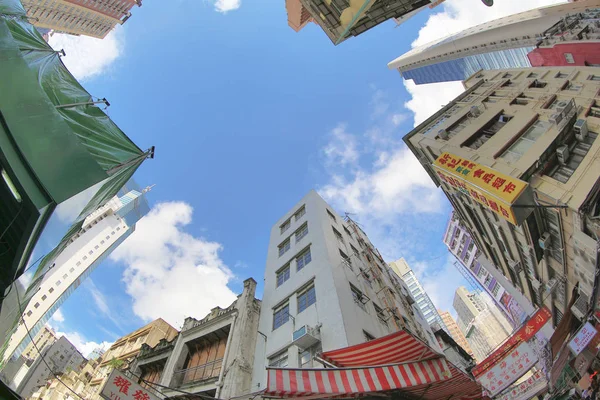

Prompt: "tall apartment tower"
[443,212,531,327]
[285,0,441,45]
[403,66,600,327]
[388,258,447,331]
[387,1,600,84]
[438,310,473,357]
[453,287,513,362]
[2,189,150,364]
[251,190,439,390]
[21,0,141,39]
[16,336,85,398]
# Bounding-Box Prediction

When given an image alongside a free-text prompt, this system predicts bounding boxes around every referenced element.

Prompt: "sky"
[30,0,562,356]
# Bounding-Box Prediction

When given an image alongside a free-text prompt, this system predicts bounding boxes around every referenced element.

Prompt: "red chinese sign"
[100,370,160,400]
[476,342,537,397]
[472,307,551,377]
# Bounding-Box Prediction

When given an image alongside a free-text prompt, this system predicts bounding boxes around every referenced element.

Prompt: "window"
[500,120,549,163]
[49,288,54,293]
[27,311,32,317]
[529,80,547,89]
[343,226,352,237]
[56,280,61,286]
[511,93,533,106]
[332,227,343,243]
[564,53,575,64]
[106,236,110,240]
[294,205,306,221]
[278,239,290,257]
[111,231,115,235]
[299,344,322,368]
[527,72,538,79]
[588,75,600,81]
[350,245,360,258]
[589,101,600,118]
[100,240,105,245]
[116,227,121,231]
[295,223,308,243]
[273,303,290,330]
[364,331,375,342]
[555,72,568,79]
[63,274,68,279]
[327,209,337,222]
[276,265,290,287]
[269,352,288,368]
[350,284,368,311]
[41,295,47,301]
[34,302,40,308]
[280,219,291,234]
[296,248,312,271]
[462,113,512,150]
[445,114,471,138]
[339,249,351,267]
[502,73,512,79]
[83,256,88,260]
[88,250,93,255]
[297,285,316,313]
[94,245,99,250]
[374,303,387,325]
[76,261,81,267]
[564,82,582,91]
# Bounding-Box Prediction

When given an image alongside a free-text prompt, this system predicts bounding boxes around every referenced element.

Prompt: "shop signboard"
[100,370,160,400]
[568,322,598,356]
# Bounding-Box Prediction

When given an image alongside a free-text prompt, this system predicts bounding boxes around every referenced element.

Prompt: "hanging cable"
[13,284,87,400]
[128,370,220,400]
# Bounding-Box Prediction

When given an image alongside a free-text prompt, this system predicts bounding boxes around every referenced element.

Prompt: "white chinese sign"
[496,370,547,400]
[568,322,598,356]
[100,370,161,400]
[476,342,537,397]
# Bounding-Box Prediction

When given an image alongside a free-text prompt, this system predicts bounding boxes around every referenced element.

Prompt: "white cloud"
[403,0,565,127]
[214,0,241,13]
[51,309,65,323]
[110,202,238,329]
[323,124,360,167]
[84,280,125,330]
[48,27,124,81]
[53,328,112,357]
[410,255,465,315]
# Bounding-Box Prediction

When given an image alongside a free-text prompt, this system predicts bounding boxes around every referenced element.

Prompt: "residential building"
[251,190,439,391]
[439,310,474,357]
[454,287,513,362]
[387,1,600,84]
[30,358,99,400]
[21,325,57,362]
[128,278,261,399]
[22,0,141,39]
[285,0,442,45]
[389,258,447,331]
[15,336,85,398]
[87,347,105,361]
[403,66,600,326]
[85,318,178,399]
[443,211,532,327]
[2,189,151,365]
[433,329,475,373]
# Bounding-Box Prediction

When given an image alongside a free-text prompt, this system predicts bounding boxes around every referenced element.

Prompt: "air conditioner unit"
[546,278,558,293]
[550,113,563,125]
[469,106,481,118]
[539,232,552,250]
[438,129,449,140]
[555,100,569,110]
[530,278,542,289]
[571,295,589,321]
[508,259,522,274]
[557,145,570,164]
[292,325,321,349]
[574,119,589,141]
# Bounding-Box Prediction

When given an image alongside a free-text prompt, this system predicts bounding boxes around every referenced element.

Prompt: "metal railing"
[172,359,223,388]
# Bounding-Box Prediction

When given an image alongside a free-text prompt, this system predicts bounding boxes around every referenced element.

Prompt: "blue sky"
[32,0,558,355]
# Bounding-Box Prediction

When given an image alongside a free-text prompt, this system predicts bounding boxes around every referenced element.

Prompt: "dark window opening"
[462,113,512,150]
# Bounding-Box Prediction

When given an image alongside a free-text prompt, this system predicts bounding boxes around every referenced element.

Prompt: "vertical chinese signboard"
[101,370,161,400]
[476,342,538,397]
[568,322,598,355]
[432,152,532,226]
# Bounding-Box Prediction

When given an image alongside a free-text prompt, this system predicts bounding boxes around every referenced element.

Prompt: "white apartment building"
[2,189,150,364]
[443,212,533,328]
[389,258,447,331]
[251,190,439,392]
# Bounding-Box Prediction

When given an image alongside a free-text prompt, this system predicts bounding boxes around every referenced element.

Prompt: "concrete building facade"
[387,1,600,84]
[443,212,531,327]
[128,278,261,400]
[251,190,439,392]
[85,318,178,399]
[285,0,440,45]
[389,258,447,331]
[21,0,141,39]
[453,288,513,362]
[30,359,99,400]
[20,326,57,363]
[3,190,150,365]
[439,310,474,357]
[16,336,85,398]
[403,66,600,327]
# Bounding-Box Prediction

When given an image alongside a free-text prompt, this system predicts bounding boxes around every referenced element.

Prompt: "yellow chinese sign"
[432,152,529,225]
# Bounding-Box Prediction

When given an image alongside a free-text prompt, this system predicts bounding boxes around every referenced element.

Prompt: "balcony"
[173,359,223,388]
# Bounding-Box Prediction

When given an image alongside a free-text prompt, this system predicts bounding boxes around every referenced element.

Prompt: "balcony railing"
[173,359,223,388]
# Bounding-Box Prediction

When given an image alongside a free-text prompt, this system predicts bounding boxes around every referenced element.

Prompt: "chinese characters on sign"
[100,370,160,400]
[496,369,546,400]
[568,322,598,356]
[472,307,551,377]
[433,152,529,225]
[476,342,538,397]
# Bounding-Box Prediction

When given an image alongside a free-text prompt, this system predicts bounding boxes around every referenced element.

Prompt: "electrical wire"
[13,283,87,400]
[129,371,219,400]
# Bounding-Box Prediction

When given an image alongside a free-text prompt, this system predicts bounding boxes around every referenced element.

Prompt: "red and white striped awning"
[265,330,486,400]
[320,330,439,367]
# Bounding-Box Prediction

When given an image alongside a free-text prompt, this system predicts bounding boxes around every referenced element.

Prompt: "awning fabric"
[266,331,485,400]
[320,330,439,367]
